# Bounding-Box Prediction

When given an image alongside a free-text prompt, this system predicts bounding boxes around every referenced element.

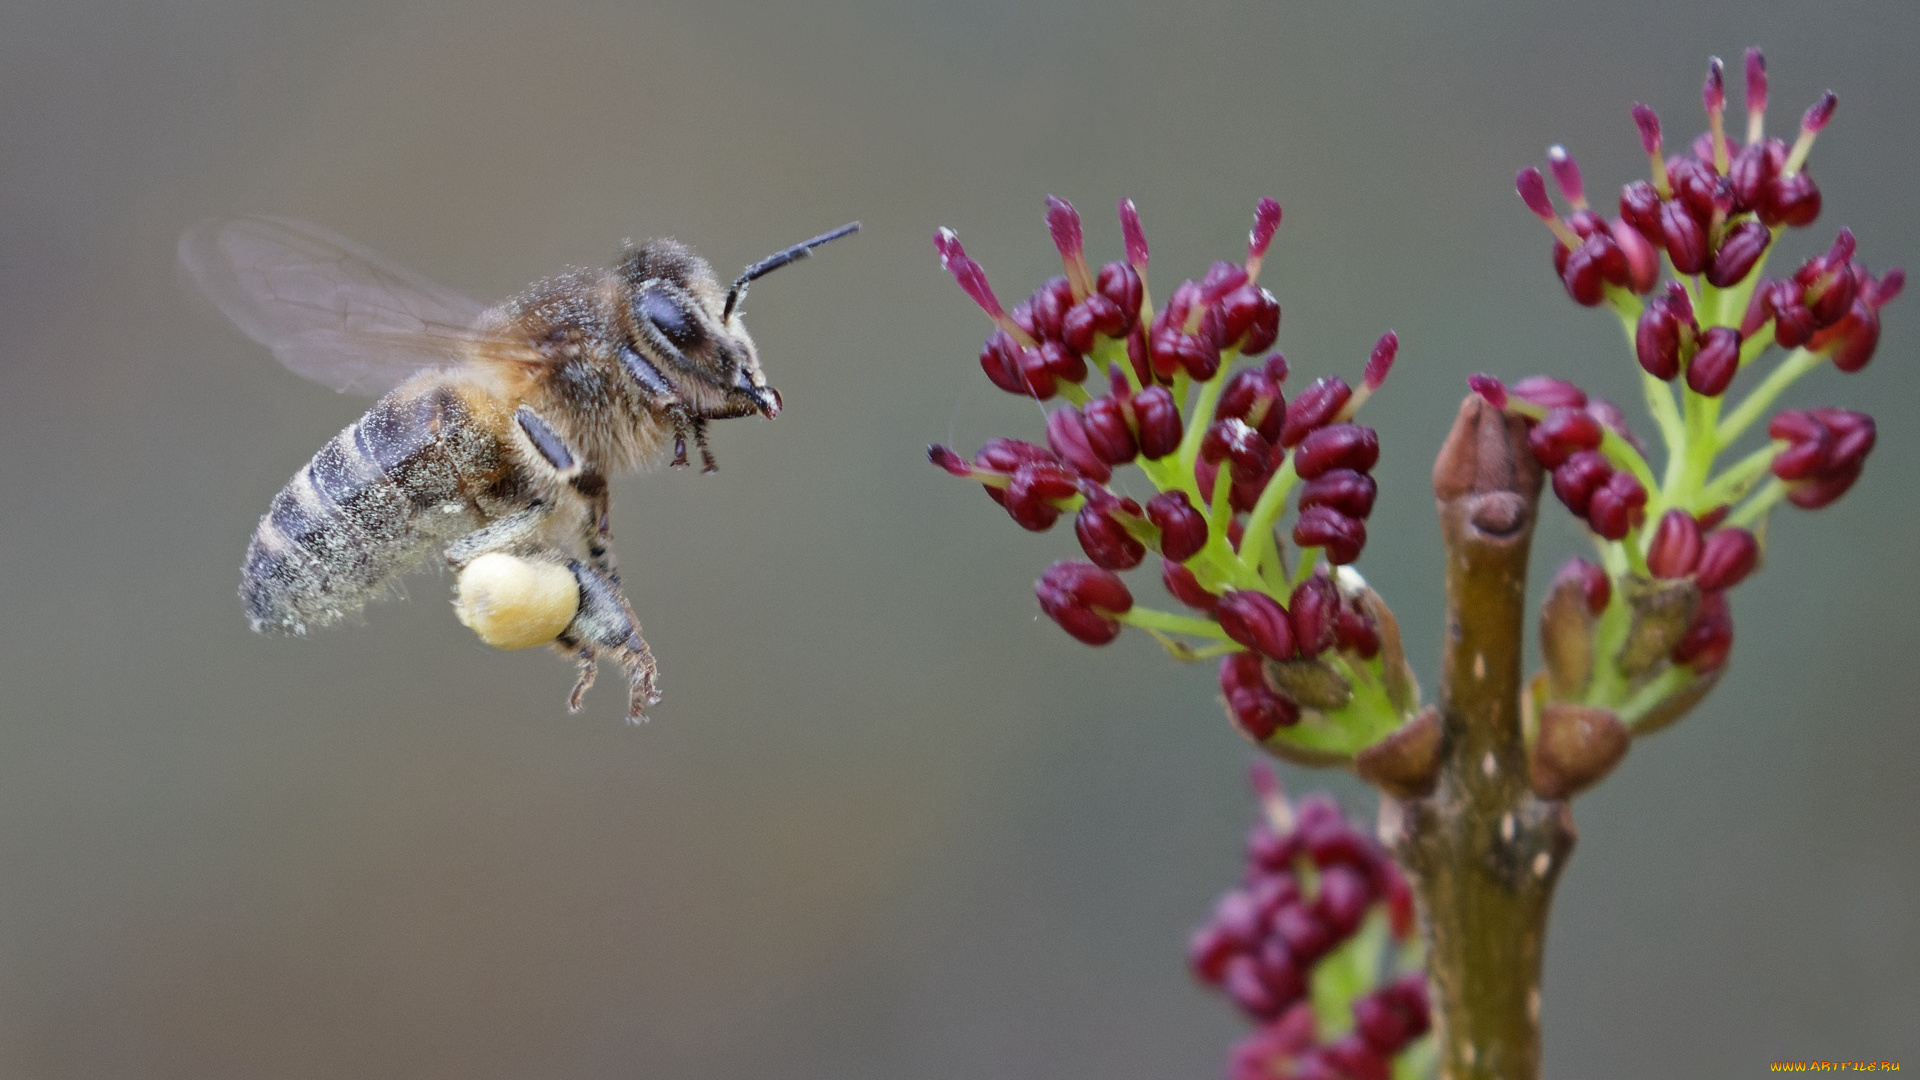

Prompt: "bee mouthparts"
[751,386,782,418]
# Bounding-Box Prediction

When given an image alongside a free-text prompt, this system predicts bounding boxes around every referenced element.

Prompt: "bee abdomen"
[242,386,498,634]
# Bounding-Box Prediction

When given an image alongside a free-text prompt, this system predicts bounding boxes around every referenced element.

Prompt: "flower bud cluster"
[930,198,1418,762]
[1496,50,1901,735]
[1191,769,1428,1080]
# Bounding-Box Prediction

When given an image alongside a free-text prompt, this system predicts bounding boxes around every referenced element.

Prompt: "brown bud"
[1354,706,1442,799]
[1264,657,1354,711]
[1352,585,1419,713]
[1614,576,1700,678]
[1540,566,1598,700]
[1530,703,1630,799]
[1632,669,1724,736]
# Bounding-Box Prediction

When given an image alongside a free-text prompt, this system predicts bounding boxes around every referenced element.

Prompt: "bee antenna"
[723,221,860,321]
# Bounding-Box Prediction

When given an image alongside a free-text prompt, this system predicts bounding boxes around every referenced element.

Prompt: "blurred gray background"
[2,0,1915,1076]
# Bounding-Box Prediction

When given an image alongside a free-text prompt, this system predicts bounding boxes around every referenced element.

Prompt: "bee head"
[614,223,858,424]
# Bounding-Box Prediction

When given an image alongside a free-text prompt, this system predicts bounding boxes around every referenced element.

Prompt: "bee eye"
[639,289,700,348]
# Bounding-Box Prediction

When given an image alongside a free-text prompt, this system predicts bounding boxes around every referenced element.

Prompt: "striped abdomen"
[242,384,504,634]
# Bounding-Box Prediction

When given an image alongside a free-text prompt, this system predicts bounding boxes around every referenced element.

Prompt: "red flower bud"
[1707,221,1771,287]
[1132,385,1184,459]
[1763,171,1821,228]
[1292,506,1368,565]
[1511,375,1588,410]
[1147,490,1209,561]
[1527,407,1605,468]
[1036,561,1133,645]
[1646,509,1703,578]
[1686,326,1741,397]
[1672,592,1733,671]
[1217,590,1296,659]
[1082,396,1139,464]
[1297,469,1378,519]
[1659,201,1710,274]
[1696,528,1760,592]
[1288,575,1341,657]
[1220,652,1299,739]
[1095,262,1143,332]
[1551,450,1613,516]
[1585,470,1647,540]
[1045,407,1111,483]
[1074,496,1146,571]
[1293,423,1379,480]
[1280,377,1352,447]
[1004,461,1078,531]
[1162,559,1219,611]
[1619,180,1663,236]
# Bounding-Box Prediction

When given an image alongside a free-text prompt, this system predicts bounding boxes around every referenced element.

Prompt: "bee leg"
[690,418,717,473]
[443,503,553,569]
[560,559,660,721]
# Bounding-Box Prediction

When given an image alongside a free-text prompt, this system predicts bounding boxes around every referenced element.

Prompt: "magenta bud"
[1696,528,1760,592]
[1044,194,1083,260]
[1816,409,1876,469]
[1647,509,1703,578]
[1016,276,1075,343]
[1217,369,1286,443]
[1004,461,1078,531]
[1585,471,1647,541]
[1045,408,1111,484]
[1659,202,1710,274]
[1632,103,1664,156]
[1147,490,1209,561]
[1095,262,1144,331]
[1249,197,1284,258]
[1729,141,1783,212]
[1280,376,1354,446]
[1667,156,1718,219]
[1547,144,1585,205]
[1620,180,1664,236]
[1036,561,1133,645]
[1686,326,1741,397]
[1511,375,1587,410]
[934,229,1005,318]
[1118,198,1149,268]
[975,437,1057,475]
[1060,294,1125,355]
[1803,90,1838,133]
[1292,506,1368,565]
[1516,167,1556,220]
[1467,373,1508,409]
[1613,218,1660,293]
[1075,497,1147,571]
[1672,592,1733,672]
[1207,285,1282,354]
[1186,924,1237,986]
[1363,331,1399,391]
[1079,398,1138,466]
[1554,557,1611,615]
[1293,423,1379,480]
[928,444,972,477]
[1635,300,1685,381]
[1764,171,1822,228]
[1745,47,1768,117]
[1551,450,1612,516]
[978,330,1030,395]
[1559,235,1607,306]
[1704,55,1726,113]
[1708,221,1772,287]
[1163,559,1220,612]
[1527,407,1605,469]
[1787,461,1864,509]
[1217,590,1296,660]
[1220,652,1298,740]
[1333,606,1380,659]
[1298,469,1378,520]
[1132,385,1184,459]
[1829,299,1883,372]
[1287,575,1341,657]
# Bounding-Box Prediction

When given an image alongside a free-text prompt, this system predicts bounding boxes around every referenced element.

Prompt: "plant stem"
[1393,396,1576,1080]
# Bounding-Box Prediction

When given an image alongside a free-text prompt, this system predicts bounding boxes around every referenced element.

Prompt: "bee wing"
[180,215,508,395]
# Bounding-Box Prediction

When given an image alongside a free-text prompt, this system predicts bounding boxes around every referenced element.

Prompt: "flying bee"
[181,215,859,720]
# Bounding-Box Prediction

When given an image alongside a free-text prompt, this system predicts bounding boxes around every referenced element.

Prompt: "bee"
[181,215,858,720]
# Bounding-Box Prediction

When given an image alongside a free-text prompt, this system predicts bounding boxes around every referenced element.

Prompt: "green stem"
[1117,605,1231,639]
[1717,347,1821,445]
